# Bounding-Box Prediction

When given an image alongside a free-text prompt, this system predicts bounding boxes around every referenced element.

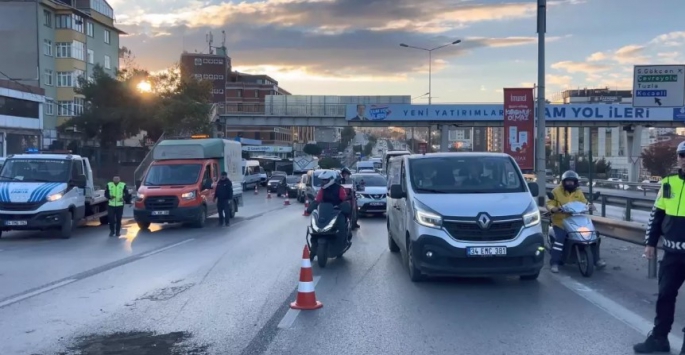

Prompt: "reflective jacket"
[646,172,685,253]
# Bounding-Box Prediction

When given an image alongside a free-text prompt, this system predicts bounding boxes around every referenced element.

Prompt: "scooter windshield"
[316,203,341,226]
[561,201,588,213]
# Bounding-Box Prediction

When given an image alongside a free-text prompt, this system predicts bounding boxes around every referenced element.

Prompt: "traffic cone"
[303,200,310,216]
[284,195,291,206]
[267,191,271,199]
[290,245,323,310]
[254,185,259,195]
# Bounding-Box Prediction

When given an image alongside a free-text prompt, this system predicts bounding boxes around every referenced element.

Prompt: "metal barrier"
[539,208,656,279]
[545,185,654,222]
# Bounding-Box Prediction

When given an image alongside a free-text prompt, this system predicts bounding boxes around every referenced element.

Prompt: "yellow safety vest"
[655,176,685,217]
[107,182,126,207]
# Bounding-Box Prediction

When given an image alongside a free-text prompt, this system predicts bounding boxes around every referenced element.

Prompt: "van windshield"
[144,164,202,186]
[409,156,526,194]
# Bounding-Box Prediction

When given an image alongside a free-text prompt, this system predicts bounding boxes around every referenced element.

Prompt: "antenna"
[221,30,226,47]
[206,31,214,54]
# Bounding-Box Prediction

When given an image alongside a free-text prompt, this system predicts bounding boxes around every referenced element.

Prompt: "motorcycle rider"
[340,167,360,229]
[307,170,350,238]
[546,170,606,273]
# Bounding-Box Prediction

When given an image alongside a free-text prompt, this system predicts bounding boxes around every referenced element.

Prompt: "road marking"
[140,239,195,258]
[554,274,684,353]
[277,276,321,329]
[0,279,77,308]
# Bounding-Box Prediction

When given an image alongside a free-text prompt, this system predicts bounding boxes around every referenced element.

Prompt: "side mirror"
[546,191,555,200]
[388,184,405,199]
[72,174,87,188]
[527,182,539,197]
[592,191,601,201]
[135,179,142,189]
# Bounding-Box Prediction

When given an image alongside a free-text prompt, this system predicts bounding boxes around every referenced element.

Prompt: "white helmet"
[318,170,336,189]
[677,141,685,154]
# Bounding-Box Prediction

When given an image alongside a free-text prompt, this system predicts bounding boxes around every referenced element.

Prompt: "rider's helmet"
[318,170,337,189]
[677,141,685,155]
[341,167,351,177]
[561,170,580,192]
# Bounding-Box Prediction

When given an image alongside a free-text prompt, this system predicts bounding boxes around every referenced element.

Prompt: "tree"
[363,141,374,157]
[318,157,341,169]
[642,143,676,177]
[594,158,612,176]
[340,126,356,151]
[303,143,323,156]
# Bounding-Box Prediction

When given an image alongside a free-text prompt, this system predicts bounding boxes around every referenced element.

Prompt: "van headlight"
[181,191,196,200]
[415,209,442,229]
[46,190,65,202]
[523,203,541,227]
[136,193,145,202]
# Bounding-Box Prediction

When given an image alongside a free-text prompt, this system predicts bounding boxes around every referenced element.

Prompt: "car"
[267,175,287,196]
[285,175,300,198]
[351,173,388,217]
[386,152,543,282]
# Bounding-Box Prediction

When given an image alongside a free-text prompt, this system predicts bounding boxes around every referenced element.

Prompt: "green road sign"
[637,75,679,83]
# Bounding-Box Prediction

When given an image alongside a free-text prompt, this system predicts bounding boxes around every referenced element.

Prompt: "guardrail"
[545,186,653,222]
[539,208,656,278]
[543,178,660,196]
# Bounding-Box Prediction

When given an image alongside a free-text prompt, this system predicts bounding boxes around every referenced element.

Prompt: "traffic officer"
[634,141,685,354]
[214,171,233,226]
[105,176,131,237]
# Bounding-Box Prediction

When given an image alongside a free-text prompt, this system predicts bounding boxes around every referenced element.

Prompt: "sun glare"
[137,81,152,92]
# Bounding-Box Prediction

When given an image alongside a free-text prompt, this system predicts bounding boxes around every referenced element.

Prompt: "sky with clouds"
[113,0,685,103]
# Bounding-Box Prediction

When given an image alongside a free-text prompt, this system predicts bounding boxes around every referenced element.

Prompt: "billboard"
[344,103,679,122]
[503,88,535,170]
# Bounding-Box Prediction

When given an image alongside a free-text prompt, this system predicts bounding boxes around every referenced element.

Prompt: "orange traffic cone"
[290,245,323,310]
[254,185,259,195]
[303,200,310,216]
[284,195,291,206]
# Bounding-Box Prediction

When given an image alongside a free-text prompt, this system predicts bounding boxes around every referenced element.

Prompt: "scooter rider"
[340,167,360,229]
[634,141,685,354]
[546,170,606,273]
[307,170,348,213]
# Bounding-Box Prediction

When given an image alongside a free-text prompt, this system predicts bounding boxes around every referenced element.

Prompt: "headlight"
[310,214,338,232]
[136,193,145,201]
[415,209,442,229]
[576,226,592,239]
[523,202,541,227]
[46,190,65,202]
[181,191,196,200]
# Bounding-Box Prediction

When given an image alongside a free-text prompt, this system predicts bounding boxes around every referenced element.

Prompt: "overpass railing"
[218,103,347,117]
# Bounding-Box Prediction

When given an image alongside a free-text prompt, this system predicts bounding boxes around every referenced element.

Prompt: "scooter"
[546,191,601,277]
[306,201,352,268]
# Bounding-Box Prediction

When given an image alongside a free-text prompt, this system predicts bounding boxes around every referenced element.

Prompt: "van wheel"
[405,236,425,282]
[194,207,207,228]
[137,221,150,230]
[60,212,73,239]
[388,222,399,253]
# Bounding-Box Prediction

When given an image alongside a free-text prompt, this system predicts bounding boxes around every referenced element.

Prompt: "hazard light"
[191,134,210,139]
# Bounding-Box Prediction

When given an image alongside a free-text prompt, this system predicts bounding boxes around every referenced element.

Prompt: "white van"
[382,150,410,175]
[242,160,262,190]
[386,152,543,282]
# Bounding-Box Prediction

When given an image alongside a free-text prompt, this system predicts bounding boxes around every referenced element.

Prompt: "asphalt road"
[0,191,682,355]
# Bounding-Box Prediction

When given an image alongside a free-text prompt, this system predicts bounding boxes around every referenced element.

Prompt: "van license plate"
[152,210,169,216]
[5,220,27,226]
[467,246,507,256]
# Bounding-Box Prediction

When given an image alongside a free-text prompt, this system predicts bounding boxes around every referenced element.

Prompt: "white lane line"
[0,279,77,308]
[277,276,322,329]
[554,274,684,353]
[140,239,196,258]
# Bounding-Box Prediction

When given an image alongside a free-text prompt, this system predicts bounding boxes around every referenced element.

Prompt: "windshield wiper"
[0,175,22,181]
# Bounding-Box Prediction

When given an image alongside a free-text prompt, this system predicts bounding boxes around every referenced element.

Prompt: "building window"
[237,89,242,97]
[45,100,55,115]
[44,69,54,86]
[104,55,111,69]
[57,71,73,87]
[72,41,85,61]
[87,49,94,64]
[0,96,40,118]
[43,39,52,56]
[194,58,202,66]
[43,10,52,27]
[104,30,110,44]
[254,90,258,98]
[73,70,84,87]
[90,0,114,18]
[55,14,71,29]
[57,101,73,116]
[73,97,84,115]
[72,14,84,32]
[6,134,39,155]
[55,42,70,58]
[86,22,94,37]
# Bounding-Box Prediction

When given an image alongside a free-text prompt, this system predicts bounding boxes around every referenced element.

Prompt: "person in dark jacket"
[104,176,132,237]
[340,167,360,229]
[214,172,233,226]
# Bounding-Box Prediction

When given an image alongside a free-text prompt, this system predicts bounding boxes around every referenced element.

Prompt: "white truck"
[0,153,109,239]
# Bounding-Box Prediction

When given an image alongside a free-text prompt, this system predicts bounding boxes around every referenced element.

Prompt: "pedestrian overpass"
[218,102,685,128]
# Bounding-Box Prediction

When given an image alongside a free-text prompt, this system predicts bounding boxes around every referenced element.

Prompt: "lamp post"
[400,40,461,152]
[536,0,547,206]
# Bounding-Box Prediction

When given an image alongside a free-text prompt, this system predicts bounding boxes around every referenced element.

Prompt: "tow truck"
[0,150,109,239]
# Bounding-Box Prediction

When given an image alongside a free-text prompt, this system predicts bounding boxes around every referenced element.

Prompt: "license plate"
[5,220,27,226]
[152,210,169,216]
[369,202,385,206]
[467,246,507,257]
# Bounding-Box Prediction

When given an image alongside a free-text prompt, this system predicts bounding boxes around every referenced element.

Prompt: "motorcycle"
[306,201,352,268]
[546,191,601,277]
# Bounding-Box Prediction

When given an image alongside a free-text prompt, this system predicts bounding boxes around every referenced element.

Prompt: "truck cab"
[134,138,244,230]
[0,152,106,239]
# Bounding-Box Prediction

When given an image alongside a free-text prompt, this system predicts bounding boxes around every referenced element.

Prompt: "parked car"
[267,175,287,196]
[285,175,300,198]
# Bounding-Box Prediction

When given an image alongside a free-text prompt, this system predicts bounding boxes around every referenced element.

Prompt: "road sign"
[633,65,685,108]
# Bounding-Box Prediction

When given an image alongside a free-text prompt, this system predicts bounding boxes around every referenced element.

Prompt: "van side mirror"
[71,174,87,188]
[546,191,555,200]
[389,184,405,199]
[592,191,601,201]
[135,179,142,189]
[527,182,539,197]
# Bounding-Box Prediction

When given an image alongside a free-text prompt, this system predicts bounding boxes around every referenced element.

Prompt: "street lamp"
[399,40,461,105]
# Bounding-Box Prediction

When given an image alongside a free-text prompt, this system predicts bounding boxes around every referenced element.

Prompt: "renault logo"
[476,213,491,229]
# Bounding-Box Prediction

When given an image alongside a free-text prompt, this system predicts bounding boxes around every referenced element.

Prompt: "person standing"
[105,176,131,237]
[634,141,685,354]
[214,171,233,226]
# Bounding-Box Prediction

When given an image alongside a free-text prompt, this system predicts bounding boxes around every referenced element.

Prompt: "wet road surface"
[0,192,683,355]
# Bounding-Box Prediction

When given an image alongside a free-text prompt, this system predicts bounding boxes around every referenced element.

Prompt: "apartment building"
[0,80,45,155]
[0,0,122,147]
